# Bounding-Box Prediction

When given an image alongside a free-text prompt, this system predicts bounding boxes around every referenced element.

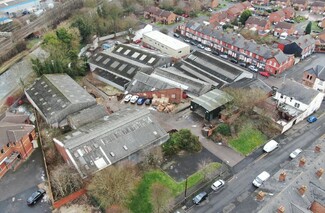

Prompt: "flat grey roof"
[144,30,189,50]
[192,89,233,112]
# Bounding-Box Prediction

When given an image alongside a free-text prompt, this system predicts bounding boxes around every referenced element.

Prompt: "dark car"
[173,33,180,38]
[27,189,46,206]
[239,62,247,67]
[145,98,152,105]
[137,97,146,105]
[212,51,219,56]
[193,192,208,205]
[190,40,198,46]
[230,58,238,64]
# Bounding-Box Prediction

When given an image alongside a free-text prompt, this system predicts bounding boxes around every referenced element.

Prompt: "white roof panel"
[144,31,189,50]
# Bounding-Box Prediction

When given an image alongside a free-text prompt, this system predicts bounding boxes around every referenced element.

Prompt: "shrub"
[216,124,231,136]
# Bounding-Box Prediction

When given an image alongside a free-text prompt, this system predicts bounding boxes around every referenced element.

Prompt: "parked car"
[212,51,219,56]
[230,58,238,64]
[184,38,190,43]
[253,171,270,187]
[220,54,228,59]
[263,140,279,153]
[190,40,198,46]
[173,33,180,38]
[133,39,141,44]
[259,71,270,77]
[145,98,152,105]
[204,47,211,52]
[27,189,46,206]
[289,148,302,159]
[137,97,146,105]
[197,44,205,49]
[239,62,247,67]
[211,179,225,191]
[307,115,317,123]
[130,95,139,104]
[123,94,133,103]
[284,19,294,23]
[192,192,208,205]
[182,14,189,18]
[248,65,258,72]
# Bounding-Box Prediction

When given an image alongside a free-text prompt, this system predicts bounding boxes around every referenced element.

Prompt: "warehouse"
[142,30,190,59]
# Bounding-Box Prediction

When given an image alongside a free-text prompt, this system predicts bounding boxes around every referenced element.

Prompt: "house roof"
[145,6,174,18]
[67,105,108,129]
[275,21,294,29]
[246,16,269,27]
[0,111,34,147]
[271,10,285,18]
[191,89,233,112]
[311,1,325,7]
[151,67,212,97]
[305,65,325,80]
[273,50,290,64]
[293,35,316,50]
[283,7,295,13]
[277,79,320,104]
[55,108,169,177]
[0,0,38,11]
[224,77,272,93]
[292,0,307,4]
[25,74,96,125]
[210,11,228,22]
[143,30,189,50]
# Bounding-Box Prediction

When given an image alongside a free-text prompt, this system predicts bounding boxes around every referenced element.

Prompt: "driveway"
[0,148,51,212]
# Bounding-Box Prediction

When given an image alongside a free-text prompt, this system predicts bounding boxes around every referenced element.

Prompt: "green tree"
[239,10,252,25]
[305,21,312,34]
[71,17,92,44]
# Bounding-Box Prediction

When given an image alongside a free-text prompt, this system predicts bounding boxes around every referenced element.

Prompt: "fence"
[53,188,87,209]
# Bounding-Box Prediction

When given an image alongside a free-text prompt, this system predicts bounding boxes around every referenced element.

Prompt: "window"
[280,95,283,99]
[309,75,312,80]
[6,143,10,148]
[0,149,3,154]
[294,103,300,108]
[290,97,293,102]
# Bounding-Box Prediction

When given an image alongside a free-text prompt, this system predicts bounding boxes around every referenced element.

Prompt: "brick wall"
[134,88,183,104]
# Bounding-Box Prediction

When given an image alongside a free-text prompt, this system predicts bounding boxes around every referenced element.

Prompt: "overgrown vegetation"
[215,123,231,136]
[294,15,307,23]
[239,10,252,25]
[162,129,202,156]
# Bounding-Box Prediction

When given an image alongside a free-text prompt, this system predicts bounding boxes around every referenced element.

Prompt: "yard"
[128,162,221,213]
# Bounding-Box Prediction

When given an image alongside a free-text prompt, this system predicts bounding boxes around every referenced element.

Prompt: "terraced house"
[178,21,294,75]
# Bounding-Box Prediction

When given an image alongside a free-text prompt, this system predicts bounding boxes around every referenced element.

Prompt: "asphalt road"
[189,113,325,213]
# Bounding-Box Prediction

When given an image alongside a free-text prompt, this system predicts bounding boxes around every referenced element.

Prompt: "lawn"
[312,21,322,32]
[229,126,266,156]
[128,162,221,213]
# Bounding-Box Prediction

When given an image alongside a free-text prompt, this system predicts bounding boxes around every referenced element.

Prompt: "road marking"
[316,126,321,130]
[255,153,267,162]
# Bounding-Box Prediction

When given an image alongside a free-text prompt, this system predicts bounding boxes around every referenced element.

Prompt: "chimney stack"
[298,185,307,196]
[256,191,265,201]
[279,171,286,182]
[299,158,306,167]
[277,205,285,213]
[316,168,324,178]
[315,144,321,153]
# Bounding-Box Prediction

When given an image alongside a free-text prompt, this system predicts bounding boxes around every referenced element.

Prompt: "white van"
[263,140,279,153]
[253,171,270,187]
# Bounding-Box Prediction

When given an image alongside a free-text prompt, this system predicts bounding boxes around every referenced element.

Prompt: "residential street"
[188,111,325,213]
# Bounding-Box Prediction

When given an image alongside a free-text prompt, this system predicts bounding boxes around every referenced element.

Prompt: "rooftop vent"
[123,145,128,150]
[110,152,115,157]
[153,131,157,135]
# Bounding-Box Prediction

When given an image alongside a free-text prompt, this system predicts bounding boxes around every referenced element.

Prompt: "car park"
[130,95,139,104]
[204,47,211,52]
[192,192,208,205]
[137,97,146,105]
[263,140,279,153]
[184,38,190,43]
[123,94,133,103]
[307,115,317,123]
[197,44,205,49]
[27,189,46,206]
[190,40,198,46]
[145,98,152,105]
[253,171,270,187]
[289,148,302,159]
[220,54,228,59]
[248,65,258,72]
[239,62,247,67]
[173,33,180,38]
[230,58,238,64]
[211,179,225,191]
[259,71,270,77]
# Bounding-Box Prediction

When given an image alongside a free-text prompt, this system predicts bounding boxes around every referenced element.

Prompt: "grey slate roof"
[67,105,108,129]
[275,21,294,29]
[305,65,325,80]
[246,16,268,27]
[55,108,169,178]
[191,89,233,112]
[224,77,272,93]
[278,79,320,104]
[25,74,96,125]
[293,34,316,50]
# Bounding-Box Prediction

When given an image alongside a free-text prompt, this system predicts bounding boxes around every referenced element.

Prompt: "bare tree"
[151,183,174,213]
[87,161,141,209]
[198,158,213,181]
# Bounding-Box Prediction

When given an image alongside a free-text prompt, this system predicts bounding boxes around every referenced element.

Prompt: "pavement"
[0,148,51,212]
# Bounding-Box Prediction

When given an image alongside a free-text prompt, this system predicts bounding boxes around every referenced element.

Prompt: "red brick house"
[0,112,36,179]
[209,11,228,24]
[292,0,308,11]
[274,22,296,36]
[245,16,271,31]
[251,0,269,5]
[275,0,291,8]
[265,51,295,75]
[269,10,286,23]
[283,7,295,19]
[226,1,251,22]
[310,1,325,14]
[144,6,177,25]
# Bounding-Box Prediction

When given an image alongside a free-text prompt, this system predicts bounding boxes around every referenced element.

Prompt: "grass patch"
[312,21,322,32]
[129,162,221,213]
[26,38,41,49]
[294,16,307,23]
[229,125,266,155]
